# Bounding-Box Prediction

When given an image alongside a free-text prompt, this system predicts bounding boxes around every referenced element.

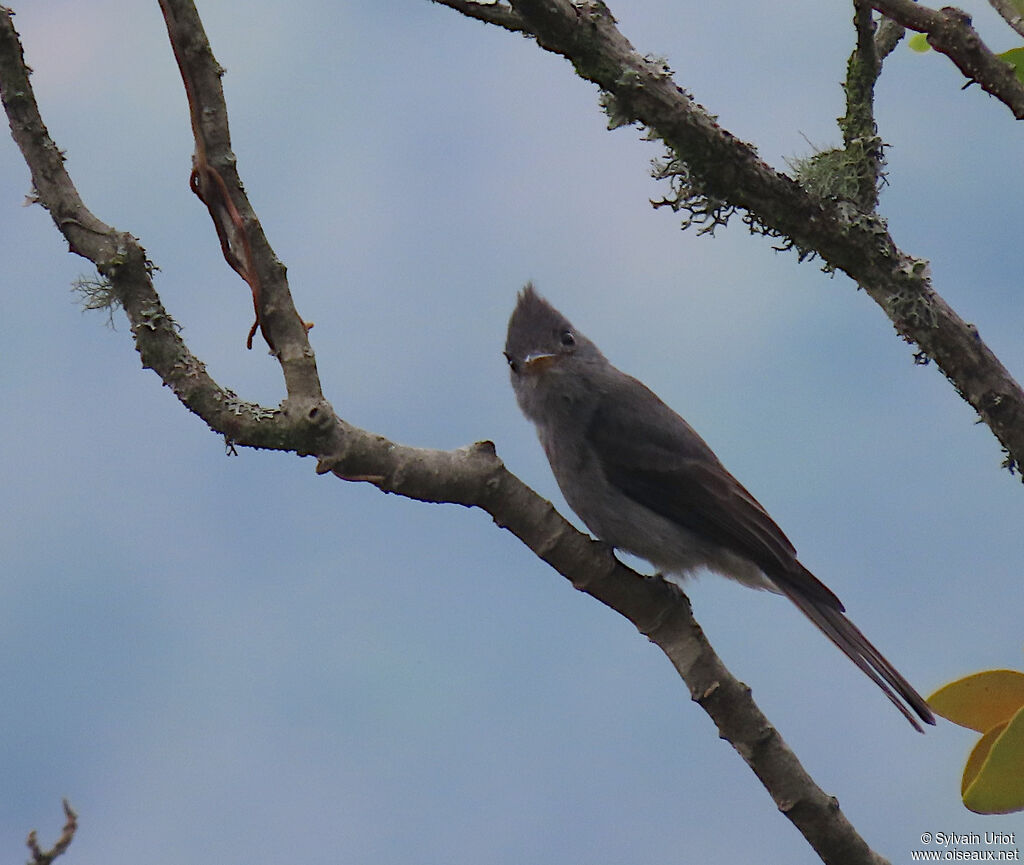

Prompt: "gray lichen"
[788,136,885,203]
[221,390,279,422]
[71,274,119,326]
[650,150,735,235]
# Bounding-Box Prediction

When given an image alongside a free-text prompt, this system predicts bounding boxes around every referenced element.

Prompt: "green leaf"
[908,33,931,53]
[997,47,1024,83]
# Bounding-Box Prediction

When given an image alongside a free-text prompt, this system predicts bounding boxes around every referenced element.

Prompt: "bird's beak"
[523,352,558,373]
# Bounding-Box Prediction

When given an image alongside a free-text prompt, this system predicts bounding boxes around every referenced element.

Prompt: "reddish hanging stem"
[189,162,265,349]
[159,0,270,350]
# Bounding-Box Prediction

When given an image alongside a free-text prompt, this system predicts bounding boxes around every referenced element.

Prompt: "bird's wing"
[585,375,935,730]
[584,375,842,609]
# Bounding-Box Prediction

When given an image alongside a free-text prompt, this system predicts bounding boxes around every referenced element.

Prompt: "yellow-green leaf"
[963,705,1024,814]
[962,720,1007,795]
[929,670,1024,732]
[997,47,1024,84]
[908,33,931,53]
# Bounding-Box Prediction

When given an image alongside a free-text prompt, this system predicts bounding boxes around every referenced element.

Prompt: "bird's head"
[504,282,601,378]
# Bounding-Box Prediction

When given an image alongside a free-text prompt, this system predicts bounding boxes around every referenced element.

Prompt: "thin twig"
[26,800,77,865]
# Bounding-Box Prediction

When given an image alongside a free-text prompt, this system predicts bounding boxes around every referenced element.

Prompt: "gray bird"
[505,283,934,731]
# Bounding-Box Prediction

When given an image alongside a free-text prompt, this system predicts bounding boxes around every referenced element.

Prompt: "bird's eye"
[559,330,575,348]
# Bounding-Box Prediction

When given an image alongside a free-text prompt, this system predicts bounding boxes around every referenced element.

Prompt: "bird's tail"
[776,581,935,732]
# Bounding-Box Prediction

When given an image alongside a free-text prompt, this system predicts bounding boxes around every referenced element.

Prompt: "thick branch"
[314,440,892,865]
[439,0,1024,478]
[871,0,1024,118]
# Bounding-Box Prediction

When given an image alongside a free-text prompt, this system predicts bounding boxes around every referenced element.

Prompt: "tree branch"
[428,0,1024,479]
[792,5,887,210]
[875,15,906,60]
[988,0,1024,39]
[871,0,1024,118]
[0,5,897,862]
[315,445,892,865]
[157,0,321,397]
[839,1,885,211]
[0,4,323,449]
[26,800,77,865]
[430,0,529,33]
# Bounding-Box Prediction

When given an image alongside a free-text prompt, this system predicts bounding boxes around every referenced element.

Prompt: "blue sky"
[2,2,1023,863]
